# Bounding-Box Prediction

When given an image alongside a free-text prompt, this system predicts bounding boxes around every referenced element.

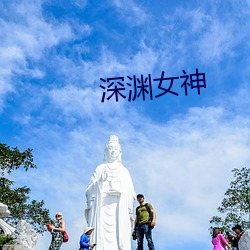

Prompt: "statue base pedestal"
[1,245,26,250]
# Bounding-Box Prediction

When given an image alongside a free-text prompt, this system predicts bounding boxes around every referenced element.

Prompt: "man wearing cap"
[79,227,96,250]
[133,194,156,250]
[230,225,244,250]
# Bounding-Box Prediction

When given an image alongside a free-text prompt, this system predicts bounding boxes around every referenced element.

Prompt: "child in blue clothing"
[79,227,96,250]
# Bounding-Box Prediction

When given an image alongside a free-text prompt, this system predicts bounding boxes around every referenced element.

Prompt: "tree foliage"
[210,167,250,232]
[0,143,52,233]
[0,144,36,175]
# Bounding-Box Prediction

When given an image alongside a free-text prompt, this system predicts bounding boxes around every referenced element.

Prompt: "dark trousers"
[136,223,155,250]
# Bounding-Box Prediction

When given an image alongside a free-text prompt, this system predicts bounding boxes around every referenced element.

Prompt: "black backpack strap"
[136,206,140,216]
[144,203,151,215]
[136,203,151,215]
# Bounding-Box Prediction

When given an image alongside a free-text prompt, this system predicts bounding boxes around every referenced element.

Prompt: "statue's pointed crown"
[109,135,119,144]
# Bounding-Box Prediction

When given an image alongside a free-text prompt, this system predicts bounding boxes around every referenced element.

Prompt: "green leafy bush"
[0,234,14,246]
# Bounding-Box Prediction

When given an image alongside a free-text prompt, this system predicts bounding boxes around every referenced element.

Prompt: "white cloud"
[0,1,74,110]
[112,0,148,26]
[73,0,87,9]
[78,44,158,88]
[229,83,250,112]
[0,2,73,58]
[81,47,129,84]
[48,84,127,120]
[146,5,246,69]
[197,20,236,62]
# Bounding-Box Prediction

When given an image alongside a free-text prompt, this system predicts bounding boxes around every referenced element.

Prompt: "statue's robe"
[85,163,135,250]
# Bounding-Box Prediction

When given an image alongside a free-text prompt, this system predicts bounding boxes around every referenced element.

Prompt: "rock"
[2,245,26,250]
[238,229,250,250]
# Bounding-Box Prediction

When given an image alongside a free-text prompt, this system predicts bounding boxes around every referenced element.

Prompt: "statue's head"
[104,135,122,163]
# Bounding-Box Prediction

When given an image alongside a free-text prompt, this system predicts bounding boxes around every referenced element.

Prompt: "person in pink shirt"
[212,227,232,250]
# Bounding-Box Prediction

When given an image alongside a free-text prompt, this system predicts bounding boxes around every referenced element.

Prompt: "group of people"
[48,193,156,250]
[81,193,156,250]
[47,212,96,250]
[212,224,245,250]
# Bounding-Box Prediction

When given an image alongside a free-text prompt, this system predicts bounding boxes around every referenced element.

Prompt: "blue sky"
[1,0,250,249]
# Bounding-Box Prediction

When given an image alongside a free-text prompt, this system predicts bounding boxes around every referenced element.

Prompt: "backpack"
[136,203,154,229]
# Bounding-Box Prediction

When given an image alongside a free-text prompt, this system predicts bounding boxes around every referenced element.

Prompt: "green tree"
[0,143,52,233]
[210,167,250,232]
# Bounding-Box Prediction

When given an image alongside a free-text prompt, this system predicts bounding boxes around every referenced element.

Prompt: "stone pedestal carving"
[12,220,38,250]
[0,219,15,235]
[0,203,37,250]
[85,135,136,250]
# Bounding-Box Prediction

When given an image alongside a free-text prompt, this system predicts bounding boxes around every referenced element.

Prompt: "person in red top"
[212,227,232,250]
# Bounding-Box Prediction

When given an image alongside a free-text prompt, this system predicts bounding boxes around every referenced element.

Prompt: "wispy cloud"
[0,0,74,110]
[112,0,148,26]
[73,0,87,9]
[197,20,236,62]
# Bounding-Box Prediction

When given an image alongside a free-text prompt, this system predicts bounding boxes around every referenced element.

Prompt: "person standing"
[49,212,66,250]
[79,227,96,250]
[133,194,156,250]
[211,227,232,250]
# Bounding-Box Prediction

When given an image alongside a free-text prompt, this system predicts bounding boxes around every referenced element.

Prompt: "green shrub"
[0,234,14,246]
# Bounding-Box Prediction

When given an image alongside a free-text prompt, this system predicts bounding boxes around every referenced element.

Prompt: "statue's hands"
[101,171,108,181]
[128,208,134,220]
[87,195,96,209]
[129,213,135,222]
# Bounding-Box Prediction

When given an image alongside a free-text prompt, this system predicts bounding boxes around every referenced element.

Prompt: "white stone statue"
[85,135,136,250]
[239,229,250,250]
[13,220,38,250]
[0,203,37,250]
[0,202,15,235]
